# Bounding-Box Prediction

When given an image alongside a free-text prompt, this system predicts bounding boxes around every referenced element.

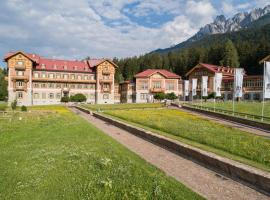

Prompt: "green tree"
[220,39,240,68]
[70,93,87,102]
[0,68,8,101]
[154,92,166,101]
[61,96,69,103]
[166,92,178,100]
[11,100,17,111]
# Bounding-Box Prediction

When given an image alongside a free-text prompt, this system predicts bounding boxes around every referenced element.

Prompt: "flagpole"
[233,70,235,116]
[262,61,266,122]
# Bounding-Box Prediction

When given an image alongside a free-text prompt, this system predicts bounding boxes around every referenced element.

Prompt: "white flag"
[234,68,244,98]
[214,73,222,97]
[264,62,270,98]
[192,78,197,96]
[184,80,189,97]
[201,76,208,97]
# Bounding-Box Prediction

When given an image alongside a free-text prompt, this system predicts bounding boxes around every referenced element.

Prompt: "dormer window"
[74,66,78,70]
[41,64,45,69]
[53,64,57,70]
[64,65,67,70]
[84,66,88,71]
[17,61,23,66]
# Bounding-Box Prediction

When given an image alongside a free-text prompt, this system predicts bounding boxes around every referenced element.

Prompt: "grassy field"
[0,106,203,200]
[0,102,7,111]
[82,103,165,111]
[191,101,270,117]
[104,109,270,171]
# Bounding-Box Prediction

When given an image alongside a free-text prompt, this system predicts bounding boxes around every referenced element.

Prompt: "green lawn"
[104,109,270,172]
[82,103,165,111]
[0,106,203,200]
[191,101,270,117]
[0,102,7,111]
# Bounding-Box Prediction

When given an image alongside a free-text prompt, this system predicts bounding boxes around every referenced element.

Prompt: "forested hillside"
[114,21,270,82]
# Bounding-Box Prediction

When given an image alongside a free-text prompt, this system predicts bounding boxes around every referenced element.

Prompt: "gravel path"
[71,108,270,200]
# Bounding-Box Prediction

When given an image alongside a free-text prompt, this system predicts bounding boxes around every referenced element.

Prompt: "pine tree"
[220,39,240,68]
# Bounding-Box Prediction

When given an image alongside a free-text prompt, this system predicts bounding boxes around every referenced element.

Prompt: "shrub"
[11,100,17,111]
[154,92,166,100]
[21,105,27,112]
[69,93,87,102]
[166,92,178,100]
[61,96,69,103]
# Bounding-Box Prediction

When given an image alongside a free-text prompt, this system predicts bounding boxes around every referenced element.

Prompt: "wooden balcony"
[32,77,96,83]
[11,76,28,81]
[102,70,110,75]
[14,65,25,70]
[99,79,113,83]
[150,88,165,93]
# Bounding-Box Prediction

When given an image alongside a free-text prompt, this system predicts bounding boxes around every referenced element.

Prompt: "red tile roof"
[135,69,180,79]
[185,63,243,77]
[4,51,112,72]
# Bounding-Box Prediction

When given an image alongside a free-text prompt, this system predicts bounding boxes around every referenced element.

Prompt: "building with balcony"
[4,51,118,106]
[186,63,264,100]
[134,69,182,103]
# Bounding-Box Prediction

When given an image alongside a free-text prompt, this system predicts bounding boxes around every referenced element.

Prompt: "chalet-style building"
[4,51,118,106]
[186,63,263,100]
[133,69,182,103]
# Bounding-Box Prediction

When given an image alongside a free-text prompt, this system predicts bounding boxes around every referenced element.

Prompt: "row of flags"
[184,62,270,99]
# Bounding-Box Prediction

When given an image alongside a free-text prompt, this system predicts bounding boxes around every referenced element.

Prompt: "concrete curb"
[181,105,270,131]
[75,106,270,195]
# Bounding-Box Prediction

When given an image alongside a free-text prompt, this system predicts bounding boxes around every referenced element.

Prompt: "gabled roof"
[259,55,270,64]
[135,69,180,79]
[4,51,118,72]
[185,63,237,77]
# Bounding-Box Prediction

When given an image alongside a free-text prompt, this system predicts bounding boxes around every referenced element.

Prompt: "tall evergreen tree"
[0,68,8,101]
[220,39,240,67]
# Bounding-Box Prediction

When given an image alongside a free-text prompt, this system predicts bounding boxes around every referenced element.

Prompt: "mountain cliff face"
[189,5,270,42]
[154,5,270,53]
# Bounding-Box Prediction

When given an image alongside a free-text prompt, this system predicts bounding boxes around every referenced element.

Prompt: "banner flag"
[264,62,270,98]
[201,76,208,97]
[214,73,223,97]
[192,78,197,96]
[184,80,189,97]
[234,68,244,98]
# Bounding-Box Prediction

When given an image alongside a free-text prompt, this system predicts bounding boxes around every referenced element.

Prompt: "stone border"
[181,105,270,131]
[75,106,270,195]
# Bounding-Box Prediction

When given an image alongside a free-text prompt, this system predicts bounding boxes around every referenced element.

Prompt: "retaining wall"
[75,106,270,195]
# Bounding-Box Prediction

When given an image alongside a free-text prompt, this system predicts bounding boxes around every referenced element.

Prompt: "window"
[140,81,148,90]
[77,75,81,80]
[89,84,95,89]
[34,93,39,99]
[34,83,39,88]
[64,65,67,70]
[17,92,23,99]
[166,82,174,90]
[63,74,68,79]
[56,73,61,79]
[49,93,54,99]
[56,83,61,88]
[140,93,148,100]
[103,75,109,80]
[48,83,54,88]
[16,81,24,87]
[70,84,75,89]
[41,64,46,69]
[103,94,109,99]
[41,73,46,78]
[56,93,61,99]
[16,71,24,76]
[90,75,94,80]
[49,73,54,79]
[77,84,82,89]
[71,74,75,80]
[84,84,88,89]
[153,81,161,89]
[74,66,78,70]
[34,73,39,78]
[84,75,88,80]
[41,83,46,88]
[42,93,46,99]
[103,83,109,89]
[53,64,57,70]
[17,61,23,66]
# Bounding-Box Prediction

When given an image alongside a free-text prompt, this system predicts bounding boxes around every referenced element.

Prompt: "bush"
[207,92,216,99]
[166,92,178,100]
[21,105,27,112]
[61,96,69,103]
[154,92,166,101]
[69,93,87,102]
[11,100,17,111]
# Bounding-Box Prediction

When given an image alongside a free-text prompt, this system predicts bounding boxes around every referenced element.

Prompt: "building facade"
[133,69,182,103]
[4,51,118,106]
[186,63,264,100]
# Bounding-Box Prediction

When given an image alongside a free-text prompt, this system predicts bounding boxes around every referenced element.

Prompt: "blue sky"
[0,0,269,67]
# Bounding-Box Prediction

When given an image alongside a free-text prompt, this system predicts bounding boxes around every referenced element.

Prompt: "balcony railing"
[150,88,165,93]
[32,77,96,83]
[14,65,25,70]
[100,79,113,83]
[12,76,28,81]
[102,70,110,74]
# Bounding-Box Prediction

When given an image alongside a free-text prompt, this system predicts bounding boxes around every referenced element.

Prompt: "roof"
[259,55,270,64]
[4,51,117,72]
[186,63,237,77]
[135,69,180,79]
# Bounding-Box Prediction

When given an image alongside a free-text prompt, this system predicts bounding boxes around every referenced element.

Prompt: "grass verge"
[82,103,165,111]
[0,105,203,200]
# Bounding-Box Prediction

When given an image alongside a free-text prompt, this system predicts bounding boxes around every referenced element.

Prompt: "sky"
[0,0,269,67]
